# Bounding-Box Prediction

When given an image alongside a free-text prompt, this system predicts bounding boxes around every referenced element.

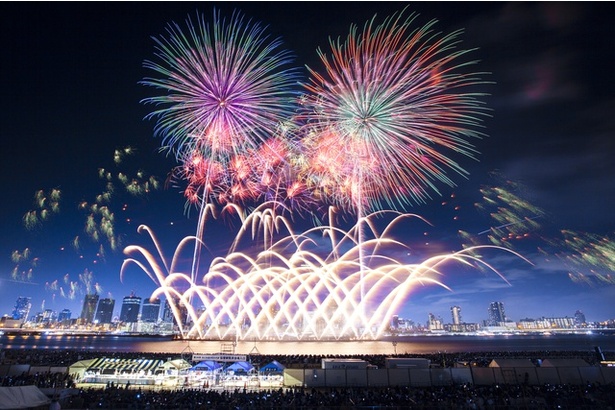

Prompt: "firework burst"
[300,7,489,214]
[141,9,302,167]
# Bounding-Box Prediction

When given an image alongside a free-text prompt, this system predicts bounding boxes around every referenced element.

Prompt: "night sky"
[1,2,614,326]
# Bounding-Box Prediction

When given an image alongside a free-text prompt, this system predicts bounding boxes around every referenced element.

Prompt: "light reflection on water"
[1,333,614,355]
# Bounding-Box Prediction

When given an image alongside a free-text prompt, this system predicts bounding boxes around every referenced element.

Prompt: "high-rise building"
[574,310,587,327]
[141,298,161,323]
[162,298,187,325]
[120,294,142,323]
[487,301,507,325]
[95,298,115,324]
[42,308,55,323]
[428,313,443,331]
[451,306,462,325]
[162,299,174,323]
[58,309,71,322]
[11,296,31,321]
[80,294,99,324]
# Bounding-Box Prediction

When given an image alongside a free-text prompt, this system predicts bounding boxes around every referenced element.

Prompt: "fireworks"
[123,210,527,340]
[171,132,318,218]
[549,230,615,286]
[45,269,103,300]
[12,145,162,302]
[23,188,61,230]
[299,8,489,214]
[459,174,615,287]
[127,7,528,340]
[141,9,301,166]
[460,176,545,251]
[78,146,160,253]
[142,8,489,220]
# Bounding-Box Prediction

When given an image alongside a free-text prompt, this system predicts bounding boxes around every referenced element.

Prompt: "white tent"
[0,385,50,409]
[68,358,98,380]
[488,359,536,368]
[158,359,192,374]
[540,358,590,367]
[71,357,164,376]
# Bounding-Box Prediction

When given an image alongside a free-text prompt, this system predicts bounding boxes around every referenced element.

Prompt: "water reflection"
[1,333,613,355]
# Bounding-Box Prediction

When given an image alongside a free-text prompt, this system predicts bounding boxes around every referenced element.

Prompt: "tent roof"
[69,358,98,369]
[161,359,192,370]
[540,358,590,367]
[0,386,50,409]
[192,360,223,371]
[73,357,164,373]
[488,359,535,368]
[226,361,254,372]
[260,360,285,372]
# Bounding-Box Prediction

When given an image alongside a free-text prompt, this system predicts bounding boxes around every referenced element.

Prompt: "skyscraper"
[120,294,142,323]
[162,298,187,325]
[141,298,161,323]
[11,296,31,321]
[58,309,71,323]
[95,298,115,324]
[451,306,462,325]
[41,309,55,323]
[162,299,174,323]
[487,301,507,325]
[80,294,99,324]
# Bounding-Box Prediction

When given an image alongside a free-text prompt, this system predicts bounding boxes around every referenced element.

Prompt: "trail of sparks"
[122,206,529,340]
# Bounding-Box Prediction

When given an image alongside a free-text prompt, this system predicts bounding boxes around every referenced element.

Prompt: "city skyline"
[1,292,602,329]
[1,3,614,327]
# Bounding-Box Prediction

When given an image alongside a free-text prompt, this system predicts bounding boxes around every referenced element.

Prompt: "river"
[2,331,614,356]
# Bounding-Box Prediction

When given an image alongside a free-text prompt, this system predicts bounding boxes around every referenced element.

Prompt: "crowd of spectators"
[0,370,75,389]
[56,383,615,409]
[2,348,612,368]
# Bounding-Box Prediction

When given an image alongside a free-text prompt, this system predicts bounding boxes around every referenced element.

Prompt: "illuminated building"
[451,306,462,325]
[58,309,71,324]
[11,296,31,321]
[162,299,174,323]
[141,298,161,323]
[161,298,188,326]
[95,298,115,324]
[42,309,55,323]
[80,294,99,324]
[487,301,507,326]
[391,315,400,330]
[428,313,444,331]
[119,294,142,323]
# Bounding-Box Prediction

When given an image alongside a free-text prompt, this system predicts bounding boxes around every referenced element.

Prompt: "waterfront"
[1,331,614,355]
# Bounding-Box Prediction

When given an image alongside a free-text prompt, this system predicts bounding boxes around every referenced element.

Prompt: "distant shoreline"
[2,327,614,340]
[1,328,614,356]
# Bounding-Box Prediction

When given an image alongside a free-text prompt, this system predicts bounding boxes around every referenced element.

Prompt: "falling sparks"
[23,189,61,230]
